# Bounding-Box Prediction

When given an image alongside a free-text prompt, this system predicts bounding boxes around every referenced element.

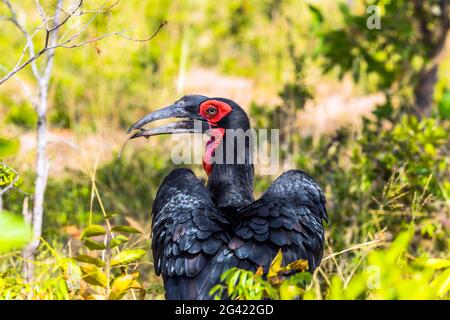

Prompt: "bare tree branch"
[22,0,63,282]
[79,0,119,14]
[0,0,168,282]
[35,0,49,31]
[0,65,37,106]
[2,0,41,79]
[0,0,167,86]
[55,20,168,49]
[115,19,168,43]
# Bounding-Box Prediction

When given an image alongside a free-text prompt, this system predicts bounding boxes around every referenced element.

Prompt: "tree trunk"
[412,0,449,118]
[22,0,61,282]
[22,86,50,281]
[414,65,438,118]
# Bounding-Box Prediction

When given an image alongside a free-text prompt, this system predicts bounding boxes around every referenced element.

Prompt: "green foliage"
[0,164,152,300]
[6,103,37,129]
[95,150,174,217]
[110,249,146,267]
[309,0,444,93]
[438,90,450,120]
[74,216,147,300]
[42,176,94,239]
[213,228,450,300]
[0,163,17,188]
[211,251,312,300]
[70,176,148,300]
[35,149,174,239]
[81,225,106,239]
[0,138,19,158]
[0,212,31,253]
[0,242,79,300]
[212,267,313,300]
[0,0,449,301]
[360,114,449,197]
[288,110,449,252]
[322,228,450,300]
[279,53,313,111]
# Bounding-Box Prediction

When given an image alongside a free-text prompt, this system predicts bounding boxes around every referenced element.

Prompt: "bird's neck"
[205,129,254,210]
[207,163,254,210]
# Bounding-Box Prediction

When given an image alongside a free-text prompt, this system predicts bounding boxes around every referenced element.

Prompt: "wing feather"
[151,168,230,299]
[227,170,327,272]
[152,169,327,299]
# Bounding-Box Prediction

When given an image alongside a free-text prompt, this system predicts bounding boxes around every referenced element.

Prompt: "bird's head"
[127,95,251,175]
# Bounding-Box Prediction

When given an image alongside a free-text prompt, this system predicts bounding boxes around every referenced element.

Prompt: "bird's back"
[151,168,327,299]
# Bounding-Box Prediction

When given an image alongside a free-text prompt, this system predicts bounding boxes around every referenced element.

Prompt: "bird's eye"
[206,107,218,117]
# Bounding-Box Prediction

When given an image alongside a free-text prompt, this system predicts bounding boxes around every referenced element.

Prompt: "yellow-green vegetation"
[215,228,450,300]
[0,212,31,254]
[0,0,449,300]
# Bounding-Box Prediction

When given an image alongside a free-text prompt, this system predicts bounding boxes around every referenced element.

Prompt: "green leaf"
[434,269,450,297]
[111,226,141,234]
[425,259,450,270]
[228,270,241,295]
[0,212,31,253]
[0,137,19,157]
[105,212,120,219]
[73,254,105,267]
[83,238,106,250]
[0,164,18,188]
[280,282,302,300]
[110,249,146,266]
[438,91,450,119]
[81,225,106,239]
[338,3,351,18]
[108,273,139,300]
[110,235,129,248]
[307,4,323,23]
[80,265,107,287]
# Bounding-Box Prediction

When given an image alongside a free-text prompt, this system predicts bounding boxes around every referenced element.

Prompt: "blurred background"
[0,0,449,299]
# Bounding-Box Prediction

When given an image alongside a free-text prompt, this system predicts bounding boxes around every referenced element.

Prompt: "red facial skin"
[199,100,232,175]
[199,100,232,124]
[202,128,225,176]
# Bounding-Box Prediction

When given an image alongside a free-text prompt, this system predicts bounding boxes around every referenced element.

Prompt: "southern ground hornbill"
[127,95,328,299]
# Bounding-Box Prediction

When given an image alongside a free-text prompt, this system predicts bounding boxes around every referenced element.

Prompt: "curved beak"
[127,95,210,139]
[129,120,210,139]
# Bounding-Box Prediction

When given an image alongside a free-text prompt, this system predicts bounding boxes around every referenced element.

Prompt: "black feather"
[151,156,327,300]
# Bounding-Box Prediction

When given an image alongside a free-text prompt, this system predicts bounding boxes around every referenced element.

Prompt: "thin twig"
[0,0,167,86]
[119,20,168,42]
[2,0,40,78]
[322,239,383,262]
[79,0,119,14]
[55,21,167,49]
[35,0,49,30]
[0,64,37,106]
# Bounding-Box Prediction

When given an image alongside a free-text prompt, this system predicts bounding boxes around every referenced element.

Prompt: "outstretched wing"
[219,170,327,272]
[151,168,230,299]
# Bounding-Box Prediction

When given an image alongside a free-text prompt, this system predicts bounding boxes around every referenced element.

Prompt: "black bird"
[127,95,328,299]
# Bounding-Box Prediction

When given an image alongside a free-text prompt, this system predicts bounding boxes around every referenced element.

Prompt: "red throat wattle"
[203,128,225,176]
[199,100,232,175]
